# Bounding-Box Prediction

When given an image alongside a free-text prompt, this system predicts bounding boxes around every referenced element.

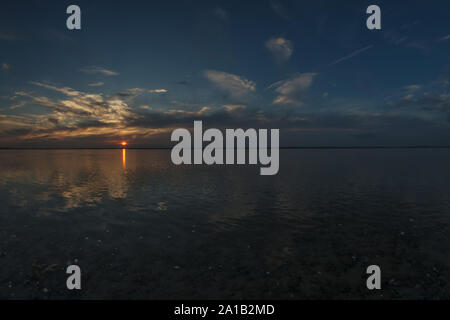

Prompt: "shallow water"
[1,149,450,299]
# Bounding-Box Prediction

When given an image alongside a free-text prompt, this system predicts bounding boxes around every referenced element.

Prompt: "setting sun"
[121,141,127,146]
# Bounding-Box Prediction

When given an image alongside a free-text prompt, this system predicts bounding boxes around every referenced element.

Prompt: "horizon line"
[2,146,450,150]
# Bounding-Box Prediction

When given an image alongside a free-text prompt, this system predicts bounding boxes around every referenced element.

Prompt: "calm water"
[1,149,450,299]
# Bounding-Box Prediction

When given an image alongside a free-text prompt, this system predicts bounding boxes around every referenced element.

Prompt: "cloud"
[2,81,450,147]
[165,106,211,116]
[148,89,168,93]
[224,105,246,112]
[399,84,422,100]
[383,26,430,52]
[388,92,450,115]
[19,82,135,125]
[204,70,256,99]
[80,66,119,76]
[9,101,27,110]
[125,88,168,96]
[3,74,448,147]
[0,81,254,146]
[30,82,80,96]
[265,37,293,62]
[2,63,11,72]
[384,30,408,46]
[406,41,429,53]
[438,34,450,42]
[88,82,104,87]
[270,1,290,21]
[269,73,317,105]
[4,83,171,144]
[404,84,422,92]
[328,45,373,67]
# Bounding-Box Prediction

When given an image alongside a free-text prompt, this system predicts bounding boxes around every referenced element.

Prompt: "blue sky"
[0,0,449,147]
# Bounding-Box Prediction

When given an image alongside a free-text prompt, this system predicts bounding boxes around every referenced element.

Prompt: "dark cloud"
[115,92,134,98]
[388,93,450,115]
[2,78,450,148]
[47,117,59,124]
[3,105,450,147]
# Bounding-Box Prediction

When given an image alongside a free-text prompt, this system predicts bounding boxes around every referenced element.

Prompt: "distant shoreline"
[1,146,450,150]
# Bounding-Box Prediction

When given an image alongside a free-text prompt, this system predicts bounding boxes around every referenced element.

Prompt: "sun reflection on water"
[122,148,126,170]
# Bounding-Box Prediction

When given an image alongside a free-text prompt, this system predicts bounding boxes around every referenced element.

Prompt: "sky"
[0,0,449,147]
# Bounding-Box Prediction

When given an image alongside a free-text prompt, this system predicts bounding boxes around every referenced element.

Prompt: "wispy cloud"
[2,79,449,147]
[265,37,294,62]
[9,101,27,110]
[148,89,168,93]
[30,81,80,96]
[270,1,290,21]
[204,70,256,99]
[384,30,408,45]
[328,45,374,67]
[224,105,246,112]
[406,41,429,53]
[2,63,11,72]
[165,106,211,116]
[88,82,104,87]
[269,73,317,105]
[21,82,134,125]
[0,80,255,146]
[387,92,450,119]
[438,34,450,42]
[126,88,168,95]
[80,66,119,76]
[404,84,422,92]
[401,84,422,100]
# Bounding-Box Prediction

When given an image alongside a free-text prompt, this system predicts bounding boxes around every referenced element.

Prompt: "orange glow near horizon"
[121,141,127,147]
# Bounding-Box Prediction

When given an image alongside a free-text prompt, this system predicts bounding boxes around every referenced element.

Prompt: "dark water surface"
[1,149,450,299]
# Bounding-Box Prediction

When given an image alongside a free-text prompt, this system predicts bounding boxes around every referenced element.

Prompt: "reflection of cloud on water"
[0,150,131,213]
[156,202,168,211]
